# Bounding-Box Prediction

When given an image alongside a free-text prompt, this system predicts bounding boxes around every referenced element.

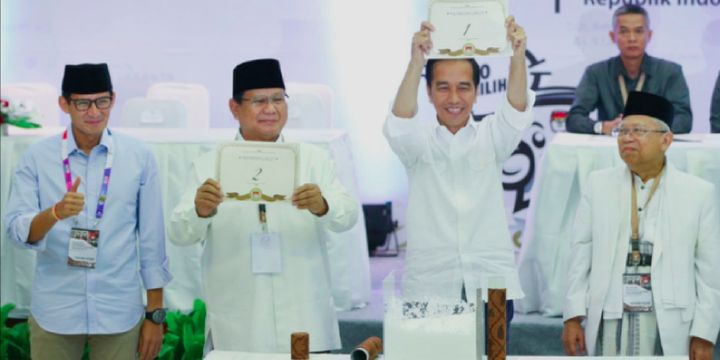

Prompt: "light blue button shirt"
[5,127,172,334]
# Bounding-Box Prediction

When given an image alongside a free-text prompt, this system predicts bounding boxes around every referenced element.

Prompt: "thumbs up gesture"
[54,177,85,220]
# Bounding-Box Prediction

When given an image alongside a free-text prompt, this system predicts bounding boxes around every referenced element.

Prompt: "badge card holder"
[67,227,100,268]
[622,273,653,312]
[251,204,282,274]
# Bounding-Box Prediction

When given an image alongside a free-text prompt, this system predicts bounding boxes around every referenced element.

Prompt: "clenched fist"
[292,183,328,216]
[195,179,224,218]
[506,16,527,58]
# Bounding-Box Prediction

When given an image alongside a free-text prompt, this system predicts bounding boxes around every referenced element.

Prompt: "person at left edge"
[710,72,720,133]
[4,63,172,360]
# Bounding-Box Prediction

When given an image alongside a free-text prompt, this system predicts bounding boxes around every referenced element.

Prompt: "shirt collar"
[235,128,285,143]
[612,53,656,79]
[632,173,654,187]
[65,125,112,155]
[434,116,475,145]
[630,159,667,186]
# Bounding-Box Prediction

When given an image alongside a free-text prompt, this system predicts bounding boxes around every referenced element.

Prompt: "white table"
[516,132,720,316]
[205,351,680,360]
[0,127,371,315]
[206,352,357,360]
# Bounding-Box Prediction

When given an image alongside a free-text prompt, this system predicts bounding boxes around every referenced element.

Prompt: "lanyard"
[629,167,663,263]
[618,72,646,105]
[62,129,114,223]
[258,204,268,233]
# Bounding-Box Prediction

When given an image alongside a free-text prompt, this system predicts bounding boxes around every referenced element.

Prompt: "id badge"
[622,273,653,312]
[251,232,282,274]
[67,227,99,269]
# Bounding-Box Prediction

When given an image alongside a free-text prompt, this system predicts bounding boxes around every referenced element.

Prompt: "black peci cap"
[61,63,113,94]
[232,59,285,100]
[623,91,674,127]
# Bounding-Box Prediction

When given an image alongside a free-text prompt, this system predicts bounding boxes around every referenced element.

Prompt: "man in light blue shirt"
[5,63,172,360]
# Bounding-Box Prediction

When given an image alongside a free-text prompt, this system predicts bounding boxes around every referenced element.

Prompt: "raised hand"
[411,21,436,66]
[54,177,84,220]
[506,16,527,58]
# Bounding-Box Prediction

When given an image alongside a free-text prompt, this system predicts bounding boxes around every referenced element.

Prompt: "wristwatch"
[145,308,167,325]
[593,121,603,134]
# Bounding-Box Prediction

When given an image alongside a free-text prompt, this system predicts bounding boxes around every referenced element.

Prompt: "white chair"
[146,83,210,128]
[119,98,188,128]
[285,82,334,129]
[0,83,60,127]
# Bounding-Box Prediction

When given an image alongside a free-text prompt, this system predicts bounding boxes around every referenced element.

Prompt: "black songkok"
[232,59,285,100]
[623,91,674,128]
[61,63,113,94]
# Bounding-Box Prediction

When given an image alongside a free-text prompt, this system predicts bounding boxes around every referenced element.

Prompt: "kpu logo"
[502,50,576,215]
[473,49,576,216]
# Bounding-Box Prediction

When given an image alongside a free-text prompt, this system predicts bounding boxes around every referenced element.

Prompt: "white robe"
[169,138,358,352]
[564,164,720,355]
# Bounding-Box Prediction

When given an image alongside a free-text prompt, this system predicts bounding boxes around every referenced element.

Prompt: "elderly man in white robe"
[562,91,720,359]
[169,59,358,354]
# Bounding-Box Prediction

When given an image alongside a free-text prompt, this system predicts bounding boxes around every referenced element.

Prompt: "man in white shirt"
[383,16,534,333]
[168,59,358,353]
[562,92,720,358]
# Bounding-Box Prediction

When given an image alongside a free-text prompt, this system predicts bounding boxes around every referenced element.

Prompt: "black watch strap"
[145,308,166,324]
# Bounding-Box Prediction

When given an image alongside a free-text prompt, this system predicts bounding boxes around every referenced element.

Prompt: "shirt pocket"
[466,152,495,173]
[418,149,448,174]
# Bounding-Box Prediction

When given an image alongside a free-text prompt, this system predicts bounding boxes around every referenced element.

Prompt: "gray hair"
[619,116,671,133]
[612,5,650,29]
[652,118,671,133]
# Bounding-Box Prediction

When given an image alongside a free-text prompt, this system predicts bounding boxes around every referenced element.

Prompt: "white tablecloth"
[0,127,371,315]
[206,352,357,360]
[205,351,679,360]
[516,132,720,316]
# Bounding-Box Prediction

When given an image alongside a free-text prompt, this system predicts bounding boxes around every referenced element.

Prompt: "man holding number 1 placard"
[384,0,534,343]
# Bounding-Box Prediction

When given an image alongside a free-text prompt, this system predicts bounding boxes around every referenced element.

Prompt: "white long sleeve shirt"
[383,91,535,302]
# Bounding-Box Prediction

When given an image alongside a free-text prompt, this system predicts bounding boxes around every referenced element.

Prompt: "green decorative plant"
[1,299,206,360]
[1,304,30,360]
[159,299,206,360]
[0,304,90,360]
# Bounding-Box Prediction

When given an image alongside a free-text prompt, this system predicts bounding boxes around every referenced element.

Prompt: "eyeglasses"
[611,127,667,138]
[241,93,289,108]
[68,96,113,111]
